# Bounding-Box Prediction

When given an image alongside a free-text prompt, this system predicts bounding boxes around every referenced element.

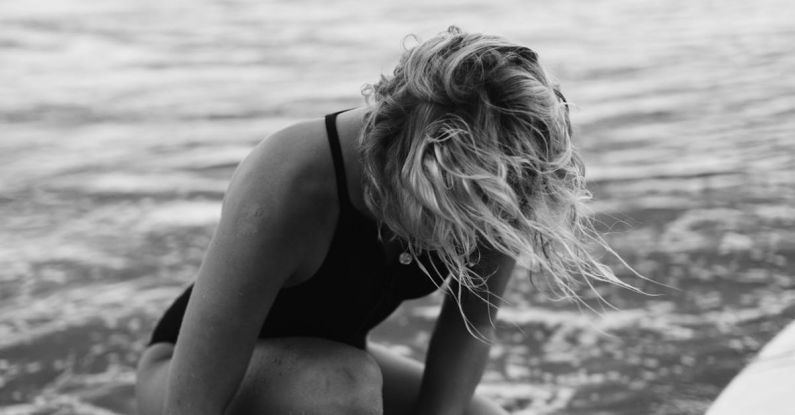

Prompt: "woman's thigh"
[136,337,384,415]
[367,343,509,415]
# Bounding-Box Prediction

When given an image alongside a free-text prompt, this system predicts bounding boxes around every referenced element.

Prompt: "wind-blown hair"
[360,27,636,320]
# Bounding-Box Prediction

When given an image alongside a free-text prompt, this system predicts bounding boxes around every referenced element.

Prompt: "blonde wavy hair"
[360,27,638,325]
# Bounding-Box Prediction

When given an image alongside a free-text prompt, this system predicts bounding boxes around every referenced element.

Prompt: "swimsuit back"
[148,110,447,349]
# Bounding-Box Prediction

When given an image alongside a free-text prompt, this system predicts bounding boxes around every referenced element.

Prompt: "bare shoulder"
[229,119,334,207]
[218,118,339,280]
[225,118,336,212]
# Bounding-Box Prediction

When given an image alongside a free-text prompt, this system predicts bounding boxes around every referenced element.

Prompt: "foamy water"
[1,0,794,413]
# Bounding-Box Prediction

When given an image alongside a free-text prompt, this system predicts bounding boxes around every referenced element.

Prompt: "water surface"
[1,0,794,413]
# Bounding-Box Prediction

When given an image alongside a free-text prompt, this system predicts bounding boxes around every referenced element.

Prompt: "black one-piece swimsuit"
[147,110,448,350]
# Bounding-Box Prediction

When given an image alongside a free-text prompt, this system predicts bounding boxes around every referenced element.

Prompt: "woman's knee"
[466,394,510,415]
[137,342,174,373]
[287,349,383,414]
[229,337,383,415]
[135,343,175,415]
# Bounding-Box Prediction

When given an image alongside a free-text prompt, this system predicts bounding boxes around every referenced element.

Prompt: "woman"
[136,27,629,415]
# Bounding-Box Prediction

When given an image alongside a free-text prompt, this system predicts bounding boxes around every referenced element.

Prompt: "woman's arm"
[415,250,516,415]
[163,122,335,415]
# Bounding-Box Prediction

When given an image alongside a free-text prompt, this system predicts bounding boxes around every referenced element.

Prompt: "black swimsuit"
[148,110,448,350]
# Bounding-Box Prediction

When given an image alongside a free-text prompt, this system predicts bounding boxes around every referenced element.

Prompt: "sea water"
[1,0,794,413]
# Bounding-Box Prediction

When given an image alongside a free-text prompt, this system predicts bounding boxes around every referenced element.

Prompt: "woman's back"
[137,27,604,415]
[146,109,447,350]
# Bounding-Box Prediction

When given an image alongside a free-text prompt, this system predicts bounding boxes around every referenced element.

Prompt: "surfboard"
[707,321,795,415]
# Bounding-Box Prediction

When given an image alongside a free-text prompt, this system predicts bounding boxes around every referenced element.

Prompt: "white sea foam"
[2,0,794,412]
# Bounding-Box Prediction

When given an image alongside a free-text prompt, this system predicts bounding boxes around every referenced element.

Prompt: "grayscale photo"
[1,0,793,414]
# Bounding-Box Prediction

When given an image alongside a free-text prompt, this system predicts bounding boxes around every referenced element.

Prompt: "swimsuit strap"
[324,110,354,218]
